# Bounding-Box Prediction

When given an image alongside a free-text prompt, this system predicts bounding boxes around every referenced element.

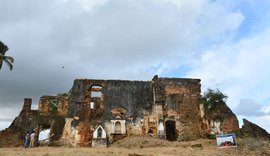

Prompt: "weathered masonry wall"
[5,76,242,148]
[65,80,154,145]
[63,76,202,145]
[152,78,201,140]
[67,80,153,121]
[67,79,105,119]
[103,80,153,121]
[3,76,267,148]
[9,98,66,146]
[38,96,68,116]
[199,101,239,137]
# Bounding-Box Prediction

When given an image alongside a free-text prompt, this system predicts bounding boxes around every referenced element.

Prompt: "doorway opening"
[38,125,51,146]
[165,120,176,141]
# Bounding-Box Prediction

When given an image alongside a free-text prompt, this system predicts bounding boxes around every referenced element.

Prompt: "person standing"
[30,131,35,148]
[24,132,30,147]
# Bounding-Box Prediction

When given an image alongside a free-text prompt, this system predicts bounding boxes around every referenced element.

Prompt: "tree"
[0,41,14,70]
[201,88,228,109]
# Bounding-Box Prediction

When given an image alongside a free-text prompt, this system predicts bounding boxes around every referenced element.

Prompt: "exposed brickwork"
[76,122,92,146]
[200,102,239,137]
[1,75,250,148]
[38,95,68,116]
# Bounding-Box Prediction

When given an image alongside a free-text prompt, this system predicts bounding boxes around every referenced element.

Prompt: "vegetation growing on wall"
[57,93,68,97]
[50,99,58,112]
[201,88,228,110]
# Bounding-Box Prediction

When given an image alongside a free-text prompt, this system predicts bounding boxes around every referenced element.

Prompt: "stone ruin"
[0,75,245,147]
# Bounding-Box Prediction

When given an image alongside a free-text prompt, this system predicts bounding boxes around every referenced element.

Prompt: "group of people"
[24,130,35,148]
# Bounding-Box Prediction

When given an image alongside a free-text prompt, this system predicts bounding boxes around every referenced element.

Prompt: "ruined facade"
[61,76,202,145]
[9,96,68,146]
[199,101,239,138]
[4,75,240,147]
[240,119,270,139]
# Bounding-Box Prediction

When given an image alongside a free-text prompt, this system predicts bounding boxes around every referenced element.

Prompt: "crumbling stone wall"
[64,80,105,146]
[9,98,65,146]
[153,78,202,141]
[240,119,270,139]
[3,76,245,148]
[38,95,68,116]
[103,80,153,121]
[66,79,153,145]
[200,101,239,137]
[67,79,105,118]
[38,96,55,115]
[4,74,270,149]
[64,77,201,145]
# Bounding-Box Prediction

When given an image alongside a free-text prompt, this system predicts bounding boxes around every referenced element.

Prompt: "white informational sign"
[216,133,237,148]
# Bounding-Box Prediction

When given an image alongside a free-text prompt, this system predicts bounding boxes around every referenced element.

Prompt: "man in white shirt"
[30,131,35,148]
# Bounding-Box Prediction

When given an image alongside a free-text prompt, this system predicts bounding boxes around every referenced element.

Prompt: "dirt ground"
[0,136,269,156]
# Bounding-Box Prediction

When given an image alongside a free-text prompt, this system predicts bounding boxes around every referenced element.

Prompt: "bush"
[201,88,228,109]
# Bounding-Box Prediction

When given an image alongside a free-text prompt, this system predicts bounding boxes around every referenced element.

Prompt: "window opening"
[91,86,102,97]
[50,99,58,112]
[90,102,95,109]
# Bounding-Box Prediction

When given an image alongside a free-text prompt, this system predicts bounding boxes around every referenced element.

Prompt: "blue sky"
[0,0,270,132]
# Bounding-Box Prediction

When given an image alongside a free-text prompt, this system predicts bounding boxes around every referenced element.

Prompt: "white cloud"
[261,105,270,114]
[1,0,267,132]
[188,27,270,106]
[187,26,270,132]
[74,0,108,11]
[0,122,11,131]
[0,0,245,82]
[235,99,270,116]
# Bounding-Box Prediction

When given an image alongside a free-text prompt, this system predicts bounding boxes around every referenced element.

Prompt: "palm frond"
[0,53,3,69]
[4,59,13,70]
[0,41,8,55]
[0,41,13,71]
[5,56,14,63]
[0,60,3,69]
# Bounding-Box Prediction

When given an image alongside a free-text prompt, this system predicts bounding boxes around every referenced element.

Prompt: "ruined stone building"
[5,76,239,147]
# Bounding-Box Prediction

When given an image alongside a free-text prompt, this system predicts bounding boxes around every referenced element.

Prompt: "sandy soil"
[0,137,269,156]
[0,146,237,156]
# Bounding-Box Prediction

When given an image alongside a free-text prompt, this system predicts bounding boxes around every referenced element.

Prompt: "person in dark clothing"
[24,131,30,148]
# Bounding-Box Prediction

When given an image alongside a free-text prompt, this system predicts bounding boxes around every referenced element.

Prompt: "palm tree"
[0,41,14,70]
